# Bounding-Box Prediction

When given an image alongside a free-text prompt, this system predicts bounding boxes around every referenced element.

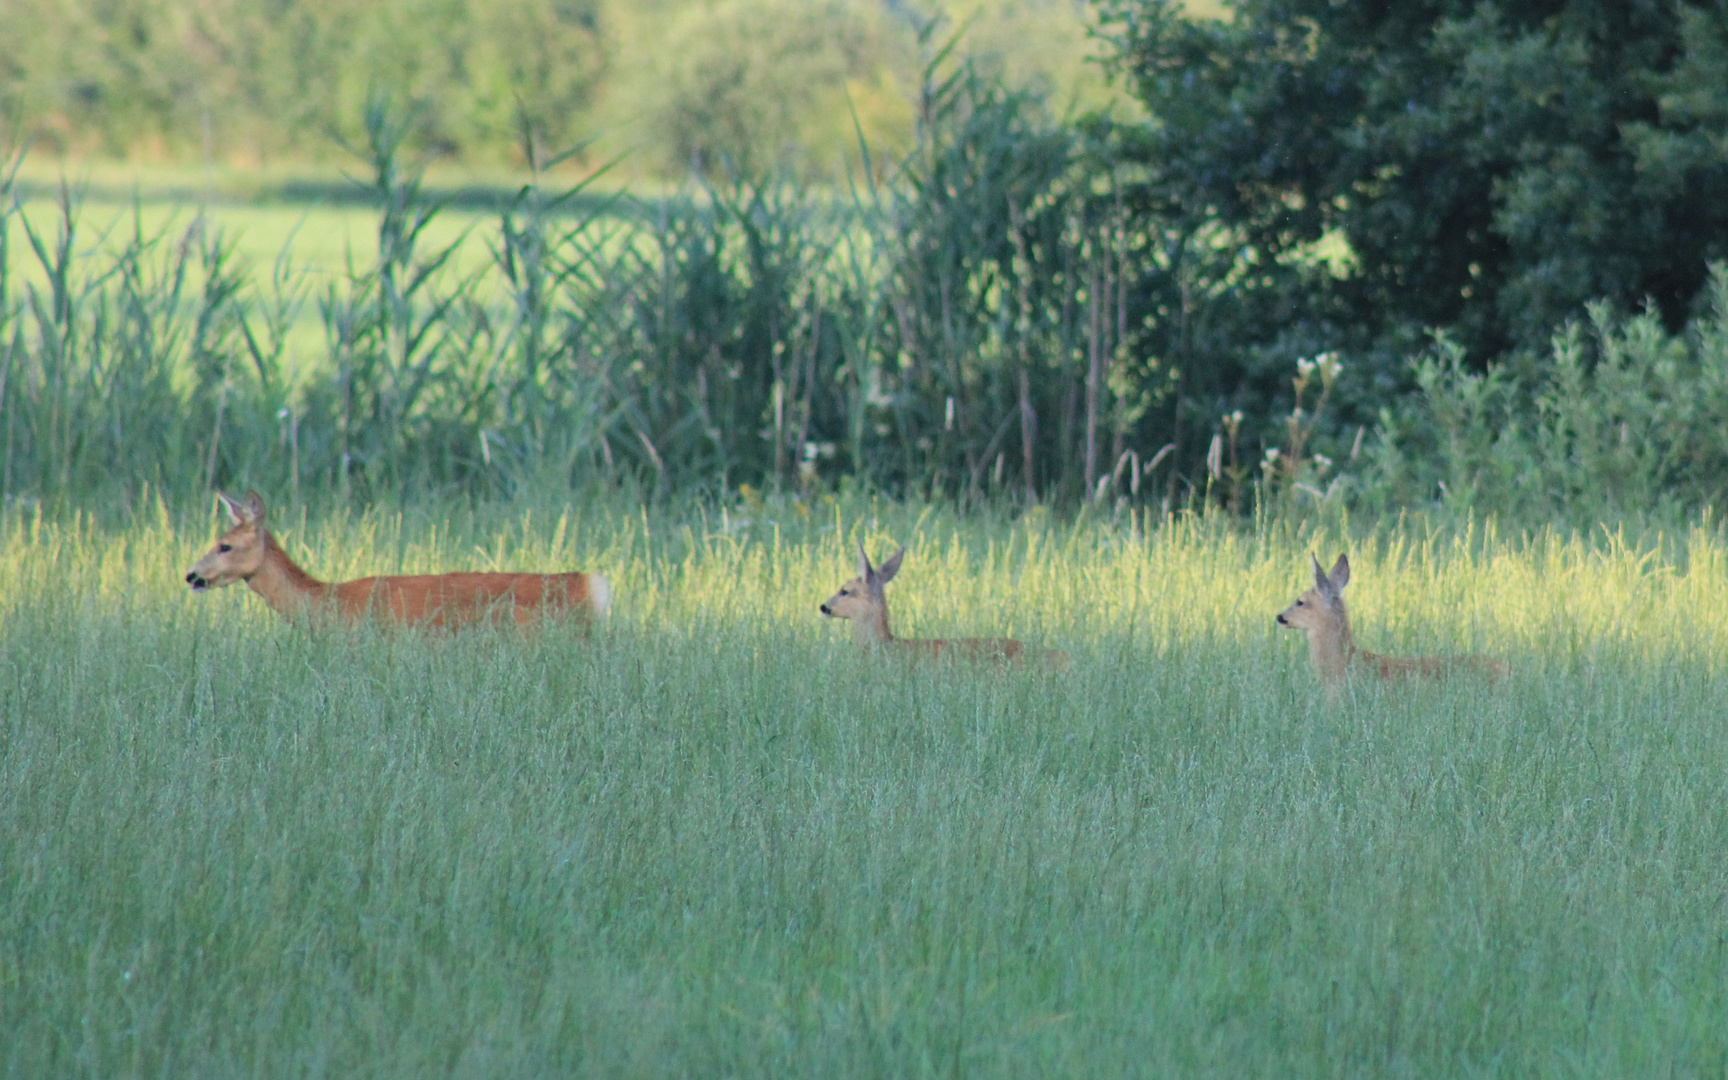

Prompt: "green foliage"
[615,0,912,177]
[875,54,1086,499]
[10,5,1728,524]
[0,65,1195,510]
[1625,2,1728,243]
[1095,0,1728,391]
[0,170,252,500]
[1361,266,1728,526]
[0,0,1122,177]
[0,0,609,164]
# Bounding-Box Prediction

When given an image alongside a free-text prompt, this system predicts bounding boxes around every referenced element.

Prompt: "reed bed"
[2,497,1724,1077]
[0,68,1171,514]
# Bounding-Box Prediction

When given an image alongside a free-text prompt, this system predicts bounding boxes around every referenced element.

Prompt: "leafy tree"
[0,0,608,163]
[611,0,912,178]
[0,0,202,155]
[1095,0,1728,368]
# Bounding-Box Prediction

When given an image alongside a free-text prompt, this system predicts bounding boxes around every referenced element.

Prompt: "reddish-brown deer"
[1277,553,1506,699]
[820,544,1066,668]
[185,491,610,629]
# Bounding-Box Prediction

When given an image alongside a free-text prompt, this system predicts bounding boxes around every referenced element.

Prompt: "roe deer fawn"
[185,491,611,629]
[1277,553,1506,698]
[819,544,1066,667]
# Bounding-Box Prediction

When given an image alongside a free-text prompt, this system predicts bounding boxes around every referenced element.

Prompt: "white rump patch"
[588,573,612,615]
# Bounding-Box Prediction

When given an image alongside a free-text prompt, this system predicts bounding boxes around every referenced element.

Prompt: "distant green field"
[3,495,1724,1076]
[11,182,501,286]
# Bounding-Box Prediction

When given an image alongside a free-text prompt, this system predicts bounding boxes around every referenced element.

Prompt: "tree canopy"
[1097,0,1728,363]
[0,0,1122,177]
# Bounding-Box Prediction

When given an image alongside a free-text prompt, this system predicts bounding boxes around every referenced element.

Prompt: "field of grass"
[8,158,626,276]
[3,494,1726,1077]
[11,192,488,283]
[9,183,502,323]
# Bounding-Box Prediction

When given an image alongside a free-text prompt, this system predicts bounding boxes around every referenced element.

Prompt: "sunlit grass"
[2,495,1725,1076]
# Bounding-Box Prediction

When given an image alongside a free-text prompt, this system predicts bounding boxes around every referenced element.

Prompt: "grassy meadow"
[3,493,1726,1077]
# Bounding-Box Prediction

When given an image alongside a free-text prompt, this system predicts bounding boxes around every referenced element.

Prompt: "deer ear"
[876,546,906,585]
[1311,553,1331,593]
[1329,553,1350,591]
[242,491,267,526]
[218,491,247,525]
[857,543,874,584]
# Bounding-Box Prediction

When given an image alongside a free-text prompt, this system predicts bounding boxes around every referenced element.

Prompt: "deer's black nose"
[1275,613,1287,626]
[187,572,205,588]
[819,603,832,616]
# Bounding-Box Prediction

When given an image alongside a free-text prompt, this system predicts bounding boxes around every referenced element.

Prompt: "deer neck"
[246,532,331,621]
[1308,612,1358,688]
[850,603,896,650]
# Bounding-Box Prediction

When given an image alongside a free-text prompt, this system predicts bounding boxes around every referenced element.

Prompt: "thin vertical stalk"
[1084,248,1103,497]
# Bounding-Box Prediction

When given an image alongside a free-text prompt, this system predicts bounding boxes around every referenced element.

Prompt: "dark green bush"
[1095,0,1728,421]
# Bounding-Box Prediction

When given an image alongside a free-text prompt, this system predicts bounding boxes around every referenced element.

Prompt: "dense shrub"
[1357,266,1728,526]
[1096,0,1728,410]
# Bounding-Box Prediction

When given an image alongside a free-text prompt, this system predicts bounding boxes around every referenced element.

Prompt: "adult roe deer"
[185,491,611,629]
[819,544,1066,667]
[1277,553,1506,699]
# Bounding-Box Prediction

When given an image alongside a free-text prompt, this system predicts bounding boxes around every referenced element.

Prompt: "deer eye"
[838,588,850,596]
[1294,598,1304,606]
[218,543,232,553]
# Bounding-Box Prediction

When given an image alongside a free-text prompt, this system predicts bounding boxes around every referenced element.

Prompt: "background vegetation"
[0,61,1201,513]
[6,0,1728,525]
[1096,0,1728,419]
[0,0,1134,178]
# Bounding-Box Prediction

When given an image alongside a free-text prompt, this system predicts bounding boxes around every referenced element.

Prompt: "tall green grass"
[0,62,1172,513]
[2,498,1725,1076]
